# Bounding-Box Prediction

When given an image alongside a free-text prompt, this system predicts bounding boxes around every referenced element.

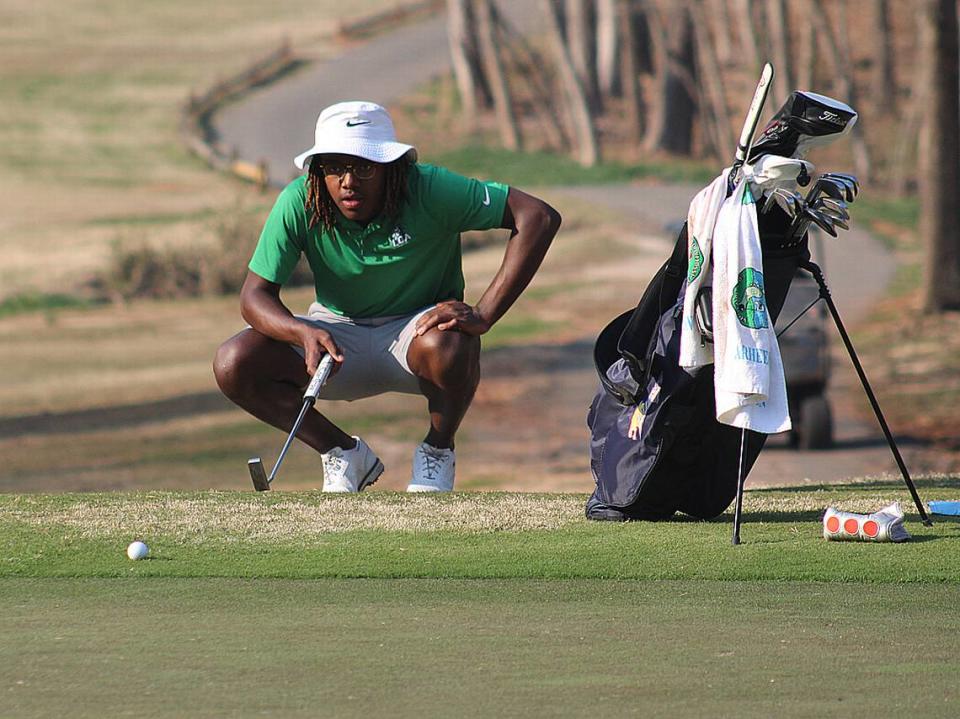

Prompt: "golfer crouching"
[214,101,561,492]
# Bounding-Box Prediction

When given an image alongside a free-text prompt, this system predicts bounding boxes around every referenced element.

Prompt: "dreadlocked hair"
[305,155,413,230]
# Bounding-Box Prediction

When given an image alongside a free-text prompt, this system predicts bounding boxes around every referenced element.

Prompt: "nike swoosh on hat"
[346,120,371,127]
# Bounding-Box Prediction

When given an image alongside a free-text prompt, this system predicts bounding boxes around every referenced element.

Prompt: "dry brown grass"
[0,0,396,299]
[2,492,588,541]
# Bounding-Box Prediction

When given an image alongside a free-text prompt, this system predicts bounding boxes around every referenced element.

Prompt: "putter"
[248,353,336,491]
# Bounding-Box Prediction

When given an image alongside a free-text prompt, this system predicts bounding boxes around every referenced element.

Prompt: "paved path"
[212,11,903,487]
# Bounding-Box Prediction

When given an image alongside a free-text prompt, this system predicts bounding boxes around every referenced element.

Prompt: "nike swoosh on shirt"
[481,186,491,206]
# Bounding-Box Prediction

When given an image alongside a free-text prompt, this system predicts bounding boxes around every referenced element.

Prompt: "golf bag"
[585,207,808,521]
[584,87,862,523]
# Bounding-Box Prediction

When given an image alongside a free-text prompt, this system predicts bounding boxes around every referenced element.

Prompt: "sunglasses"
[317,160,379,181]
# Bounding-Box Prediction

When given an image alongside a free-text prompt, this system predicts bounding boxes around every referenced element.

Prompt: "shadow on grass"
[0,392,236,438]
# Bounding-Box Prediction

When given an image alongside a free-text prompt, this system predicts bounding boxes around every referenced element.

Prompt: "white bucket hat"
[293,101,417,170]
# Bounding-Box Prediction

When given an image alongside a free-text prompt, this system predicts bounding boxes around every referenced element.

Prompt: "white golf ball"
[126,540,149,560]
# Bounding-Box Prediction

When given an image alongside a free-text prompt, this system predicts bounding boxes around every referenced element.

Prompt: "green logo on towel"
[688,237,704,282]
[732,268,768,329]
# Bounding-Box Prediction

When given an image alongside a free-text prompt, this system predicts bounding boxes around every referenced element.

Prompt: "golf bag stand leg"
[800,259,933,526]
[732,427,748,545]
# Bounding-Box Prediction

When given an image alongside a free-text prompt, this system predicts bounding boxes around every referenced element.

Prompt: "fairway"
[2,483,960,717]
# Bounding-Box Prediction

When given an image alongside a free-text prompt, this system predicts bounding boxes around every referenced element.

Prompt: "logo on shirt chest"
[386,224,412,249]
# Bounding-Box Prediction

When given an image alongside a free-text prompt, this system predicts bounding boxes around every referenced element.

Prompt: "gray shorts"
[292,303,433,401]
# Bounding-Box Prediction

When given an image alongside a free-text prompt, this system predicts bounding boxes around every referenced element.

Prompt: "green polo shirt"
[249,163,509,318]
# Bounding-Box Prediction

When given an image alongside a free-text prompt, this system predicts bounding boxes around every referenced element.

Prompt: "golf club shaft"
[267,397,315,483]
[255,353,337,489]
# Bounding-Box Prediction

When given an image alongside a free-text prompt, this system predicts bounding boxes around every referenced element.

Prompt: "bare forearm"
[475,198,561,328]
[240,284,304,345]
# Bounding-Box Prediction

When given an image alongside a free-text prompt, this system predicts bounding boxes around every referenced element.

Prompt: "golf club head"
[764,188,802,217]
[804,206,838,237]
[819,212,849,231]
[818,197,849,216]
[820,173,859,201]
[248,457,271,492]
[812,178,847,202]
[812,198,850,222]
[776,189,803,217]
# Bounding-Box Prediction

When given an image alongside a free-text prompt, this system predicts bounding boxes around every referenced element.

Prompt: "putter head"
[248,457,271,492]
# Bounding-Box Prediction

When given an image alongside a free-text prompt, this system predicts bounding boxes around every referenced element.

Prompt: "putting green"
[2,578,958,718]
[2,485,959,716]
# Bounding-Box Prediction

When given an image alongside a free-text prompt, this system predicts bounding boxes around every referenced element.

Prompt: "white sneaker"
[322,437,384,493]
[407,442,455,492]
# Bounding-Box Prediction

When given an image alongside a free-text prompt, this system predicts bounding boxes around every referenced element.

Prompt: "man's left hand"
[416,300,490,336]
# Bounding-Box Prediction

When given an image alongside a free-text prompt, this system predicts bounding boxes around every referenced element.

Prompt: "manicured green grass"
[2,483,959,716]
[3,577,958,718]
[2,481,959,581]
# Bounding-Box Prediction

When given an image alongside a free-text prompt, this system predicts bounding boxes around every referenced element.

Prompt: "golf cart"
[777,259,833,449]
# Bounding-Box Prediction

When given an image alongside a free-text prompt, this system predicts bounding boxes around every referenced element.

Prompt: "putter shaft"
[248,354,336,491]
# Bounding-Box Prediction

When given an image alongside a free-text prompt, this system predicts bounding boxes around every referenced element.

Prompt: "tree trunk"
[869,0,896,111]
[446,0,480,129]
[691,0,735,162]
[766,0,792,102]
[619,0,645,145]
[566,0,601,110]
[707,0,732,65]
[596,0,620,96]
[474,0,521,151]
[810,0,872,181]
[492,7,569,149]
[918,0,960,311]
[643,2,697,156]
[543,0,599,165]
[889,9,926,195]
[658,3,697,154]
[794,0,815,91]
[731,0,762,74]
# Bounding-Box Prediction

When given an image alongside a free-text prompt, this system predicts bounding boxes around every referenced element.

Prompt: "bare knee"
[410,329,480,390]
[213,334,251,400]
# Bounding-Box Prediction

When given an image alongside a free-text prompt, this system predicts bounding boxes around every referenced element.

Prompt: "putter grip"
[303,354,335,401]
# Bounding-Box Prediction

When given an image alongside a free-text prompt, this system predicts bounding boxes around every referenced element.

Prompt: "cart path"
[210,11,906,489]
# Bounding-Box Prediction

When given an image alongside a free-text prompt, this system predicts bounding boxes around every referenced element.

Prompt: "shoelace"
[418,445,448,482]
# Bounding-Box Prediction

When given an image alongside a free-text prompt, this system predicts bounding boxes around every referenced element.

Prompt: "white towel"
[679,171,791,434]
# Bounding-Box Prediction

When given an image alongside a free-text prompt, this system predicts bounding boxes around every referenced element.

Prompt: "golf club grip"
[735,63,774,164]
[303,353,335,401]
